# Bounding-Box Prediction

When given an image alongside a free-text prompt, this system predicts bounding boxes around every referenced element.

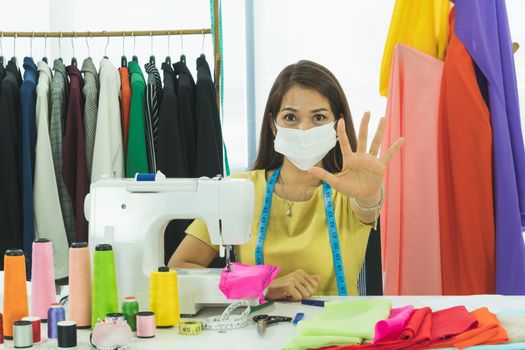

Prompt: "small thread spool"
[48,303,66,339]
[92,243,119,327]
[57,321,77,349]
[3,249,29,340]
[68,242,91,329]
[31,239,57,322]
[136,311,156,338]
[21,316,41,343]
[122,296,139,332]
[13,320,33,349]
[149,266,180,327]
[105,313,125,322]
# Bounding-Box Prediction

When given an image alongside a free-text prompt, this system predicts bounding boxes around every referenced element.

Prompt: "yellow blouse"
[186,170,372,295]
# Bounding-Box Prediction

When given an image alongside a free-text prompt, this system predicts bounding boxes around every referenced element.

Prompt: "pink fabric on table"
[372,305,415,344]
[380,44,444,295]
[219,262,280,303]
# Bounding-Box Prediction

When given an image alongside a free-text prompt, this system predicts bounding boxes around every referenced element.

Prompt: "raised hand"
[309,112,403,201]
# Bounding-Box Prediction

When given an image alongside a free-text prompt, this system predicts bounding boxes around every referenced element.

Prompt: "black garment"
[195,54,223,178]
[0,62,6,83]
[159,63,190,264]
[0,60,23,269]
[157,63,186,178]
[364,221,383,295]
[173,60,197,177]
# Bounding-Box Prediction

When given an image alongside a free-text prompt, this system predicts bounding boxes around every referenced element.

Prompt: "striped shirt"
[144,61,162,172]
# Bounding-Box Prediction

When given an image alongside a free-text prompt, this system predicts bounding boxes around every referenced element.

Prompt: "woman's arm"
[167,234,218,268]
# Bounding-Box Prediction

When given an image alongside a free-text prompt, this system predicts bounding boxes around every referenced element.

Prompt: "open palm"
[309,112,403,200]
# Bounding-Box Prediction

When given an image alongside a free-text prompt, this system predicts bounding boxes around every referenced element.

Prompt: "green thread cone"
[92,244,119,327]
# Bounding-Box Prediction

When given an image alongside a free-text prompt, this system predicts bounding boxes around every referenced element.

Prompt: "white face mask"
[274,122,337,171]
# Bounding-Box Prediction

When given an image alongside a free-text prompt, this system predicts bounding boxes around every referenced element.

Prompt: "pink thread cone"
[31,239,57,321]
[68,242,92,328]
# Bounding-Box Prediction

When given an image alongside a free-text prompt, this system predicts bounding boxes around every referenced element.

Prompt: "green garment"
[283,299,392,350]
[126,61,148,177]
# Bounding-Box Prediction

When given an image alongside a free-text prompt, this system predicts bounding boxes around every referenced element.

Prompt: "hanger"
[1,32,5,66]
[103,32,110,59]
[179,29,186,64]
[200,28,207,60]
[132,31,138,63]
[30,31,34,59]
[42,33,48,63]
[70,32,77,66]
[10,32,17,66]
[85,32,92,60]
[121,31,127,67]
[149,31,155,65]
[164,31,171,66]
[58,32,63,62]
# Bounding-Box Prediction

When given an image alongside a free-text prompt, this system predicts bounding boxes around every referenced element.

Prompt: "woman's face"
[274,85,336,130]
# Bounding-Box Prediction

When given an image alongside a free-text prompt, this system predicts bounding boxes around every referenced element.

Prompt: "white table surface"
[2,294,525,349]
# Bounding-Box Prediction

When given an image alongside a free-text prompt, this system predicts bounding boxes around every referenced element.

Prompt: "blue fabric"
[20,57,37,274]
[464,343,525,350]
[455,0,525,294]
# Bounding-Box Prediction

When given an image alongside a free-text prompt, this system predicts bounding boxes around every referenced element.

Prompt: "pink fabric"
[219,262,280,303]
[381,44,443,295]
[373,305,415,344]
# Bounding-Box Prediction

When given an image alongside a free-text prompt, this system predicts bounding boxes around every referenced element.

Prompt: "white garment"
[34,61,69,279]
[91,59,124,182]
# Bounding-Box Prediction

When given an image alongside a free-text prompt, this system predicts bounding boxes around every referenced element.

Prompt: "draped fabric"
[454,0,525,294]
[379,0,449,96]
[437,8,495,295]
[381,44,443,295]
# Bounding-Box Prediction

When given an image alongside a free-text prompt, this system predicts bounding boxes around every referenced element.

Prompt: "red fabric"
[438,6,495,295]
[62,65,89,242]
[430,306,478,342]
[316,307,432,350]
[119,67,131,158]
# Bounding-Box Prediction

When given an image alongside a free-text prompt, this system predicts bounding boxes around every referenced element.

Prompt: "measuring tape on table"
[203,300,251,331]
[178,321,203,335]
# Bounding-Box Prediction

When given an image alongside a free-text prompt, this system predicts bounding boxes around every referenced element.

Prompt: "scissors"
[252,315,293,336]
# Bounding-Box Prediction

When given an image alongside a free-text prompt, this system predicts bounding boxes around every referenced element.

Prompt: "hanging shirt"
[91,58,124,183]
[144,61,162,172]
[186,170,372,295]
[0,60,23,269]
[119,66,131,158]
[379,0,450,96]
[63,64,89,243]
[438,8,495,295]
[51,59,75,243]
[173,59,197,176]
[455,0,525,295]
[158,63,191,263]
[126,60,148,177]
[20,57,38,265]
[195,54,223,177]
[34,60,69,279]
[81,57,99,180]
[380,44,443,295]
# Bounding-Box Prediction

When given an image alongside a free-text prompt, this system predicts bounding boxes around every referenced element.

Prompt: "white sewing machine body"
[85,174,255,314]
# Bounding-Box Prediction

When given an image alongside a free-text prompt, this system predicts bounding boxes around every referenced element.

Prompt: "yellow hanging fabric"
[379,0,450,96]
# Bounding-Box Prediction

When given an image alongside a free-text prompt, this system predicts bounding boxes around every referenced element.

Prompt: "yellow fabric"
[186,170,372,295]
[379,0,450,96]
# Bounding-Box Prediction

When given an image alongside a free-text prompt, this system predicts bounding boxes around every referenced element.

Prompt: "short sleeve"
[185,219,220,253]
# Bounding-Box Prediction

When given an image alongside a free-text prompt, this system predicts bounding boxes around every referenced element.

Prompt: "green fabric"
[126,61,148,177]
[283,299,392,350]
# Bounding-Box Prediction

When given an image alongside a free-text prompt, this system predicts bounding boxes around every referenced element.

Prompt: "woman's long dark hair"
[252,60,358,173]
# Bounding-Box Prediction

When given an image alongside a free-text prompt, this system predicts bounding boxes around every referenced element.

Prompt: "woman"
[168,60,403,300]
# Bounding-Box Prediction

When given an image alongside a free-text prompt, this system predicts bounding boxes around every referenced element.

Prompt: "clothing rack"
[1,0,221,106]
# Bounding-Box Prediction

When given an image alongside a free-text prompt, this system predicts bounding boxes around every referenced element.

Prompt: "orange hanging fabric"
[437,7,495,295]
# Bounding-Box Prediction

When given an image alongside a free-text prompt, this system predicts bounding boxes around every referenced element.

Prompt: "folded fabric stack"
[285,301,525,350]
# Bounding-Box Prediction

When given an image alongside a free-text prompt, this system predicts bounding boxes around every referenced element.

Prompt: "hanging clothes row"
[0,52,225,279]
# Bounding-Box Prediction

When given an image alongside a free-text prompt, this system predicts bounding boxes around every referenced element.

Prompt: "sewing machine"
[85,172,255,315]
